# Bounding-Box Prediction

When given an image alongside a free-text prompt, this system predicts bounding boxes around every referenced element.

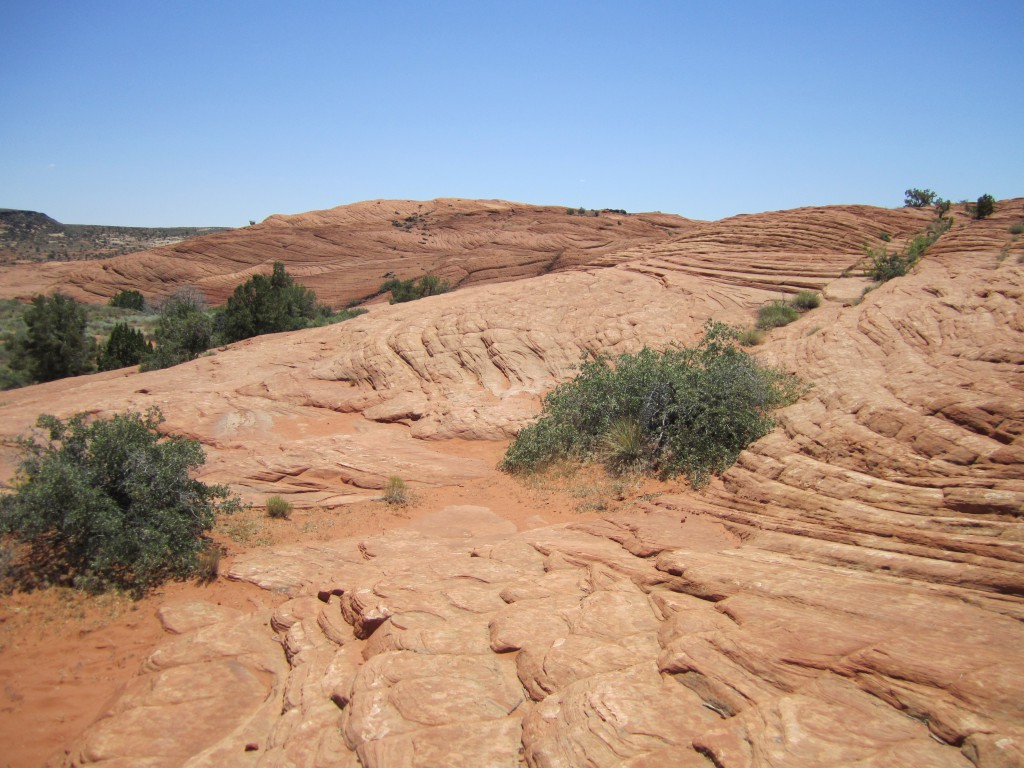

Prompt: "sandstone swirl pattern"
[0,200,1020,766]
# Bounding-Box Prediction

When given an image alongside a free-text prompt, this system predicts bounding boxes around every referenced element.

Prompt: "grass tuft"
[756,301,799,330]
[195,544,221,583]
[383,476,410,506]
[791,291,821,311]
[738,328,764,347]
[266,495,293,519]
[599,418,653,476]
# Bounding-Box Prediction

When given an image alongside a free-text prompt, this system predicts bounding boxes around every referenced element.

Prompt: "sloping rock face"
[3,199,1023,765]
[0,198,691,306]
[0,202,932,496]
[62,502,1023,767]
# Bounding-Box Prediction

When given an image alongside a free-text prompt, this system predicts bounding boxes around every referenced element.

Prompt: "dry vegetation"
[0,209,230,264]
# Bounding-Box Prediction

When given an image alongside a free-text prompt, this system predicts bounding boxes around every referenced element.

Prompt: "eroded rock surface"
[62,503,1023,767]
[0,199,692,306]
[0,201,947,492]
[4,199,1022,765]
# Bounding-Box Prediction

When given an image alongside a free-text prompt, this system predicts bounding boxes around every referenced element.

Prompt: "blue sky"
[2,1,1021,226]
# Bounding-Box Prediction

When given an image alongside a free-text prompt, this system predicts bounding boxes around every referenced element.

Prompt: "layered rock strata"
[1,199,1020,765]
[63,502,1023,766]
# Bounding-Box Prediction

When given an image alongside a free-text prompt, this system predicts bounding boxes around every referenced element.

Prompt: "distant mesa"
[0,208,231,266]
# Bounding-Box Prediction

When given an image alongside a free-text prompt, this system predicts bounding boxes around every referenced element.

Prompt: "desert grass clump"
[756,301,799,330]
[599,418,653,476]
[791,291,821,311]
[383,476,410,506]
[266,495,293,520]
[500,321,804,489]
[195,544,221,583]
[738,328,764,347]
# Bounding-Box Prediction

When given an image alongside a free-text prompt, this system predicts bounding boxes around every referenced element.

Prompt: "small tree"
[221,262,318,342]
[0,408,241,594]
[904,188,938,208]
[98,322,152,371]
[975,194,995,220]
[109,290,146,311]
[142,288,212,371]
[7,293,94,383]
[416,274,450,298]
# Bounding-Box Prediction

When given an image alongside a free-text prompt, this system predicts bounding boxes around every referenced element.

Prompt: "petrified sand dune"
[0,198,693,306]
[1,199,1022,766]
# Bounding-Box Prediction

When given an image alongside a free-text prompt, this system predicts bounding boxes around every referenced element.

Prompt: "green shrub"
[98,322,152,371]
[975,194,995,220]
[109,290,146,311]
[307,307,368,328]
[381,274,451,304]
[141,288,212,371]
[865,246,915,282]
[904,188,938,208]
[791,291,821,311]
[0,408,242,595]
[1009,222,1024,235]
[499,321,804,488]
[221,262,319,342]
[383,476,410,505]
[756,301,799,330]
[266,495,292,519]
[864,216,950,284]
[0,540,15,585]
[6,293,95,383]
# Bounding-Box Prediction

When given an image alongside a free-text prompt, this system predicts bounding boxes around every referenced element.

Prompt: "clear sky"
[2,1,1021,226]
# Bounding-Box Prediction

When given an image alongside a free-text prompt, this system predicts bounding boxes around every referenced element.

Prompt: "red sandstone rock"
[0,198,694,307]
[2,198,1020,767]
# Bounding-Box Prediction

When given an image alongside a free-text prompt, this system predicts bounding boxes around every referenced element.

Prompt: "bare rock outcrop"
[0,201,938,494]
[61,503,1024,766]
[0,199,692,306]
[2,198,1022,765]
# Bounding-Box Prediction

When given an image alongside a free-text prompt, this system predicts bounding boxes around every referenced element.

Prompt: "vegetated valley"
[0,195,1022,768]
[0,208,231,264]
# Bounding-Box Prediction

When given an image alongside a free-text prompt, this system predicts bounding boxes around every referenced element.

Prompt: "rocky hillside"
[0,198,1022,767]
[0,208,230,264]
[0,199,691,306]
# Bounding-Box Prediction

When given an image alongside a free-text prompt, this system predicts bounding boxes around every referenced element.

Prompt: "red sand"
[0,438,682,767]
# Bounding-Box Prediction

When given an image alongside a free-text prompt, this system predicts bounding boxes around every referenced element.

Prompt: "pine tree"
[8,293,94,382]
